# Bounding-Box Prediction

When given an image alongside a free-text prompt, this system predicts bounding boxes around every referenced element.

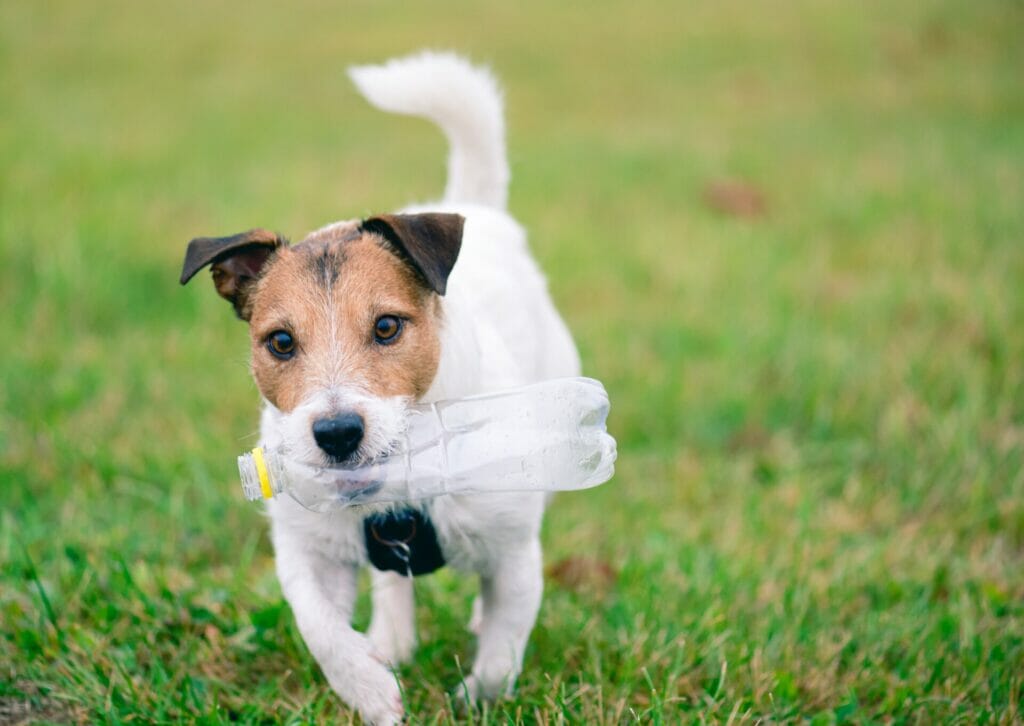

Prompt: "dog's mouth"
[274,450,388,509]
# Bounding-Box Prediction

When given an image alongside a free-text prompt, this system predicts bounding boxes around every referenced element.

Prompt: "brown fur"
[246,229,443,412]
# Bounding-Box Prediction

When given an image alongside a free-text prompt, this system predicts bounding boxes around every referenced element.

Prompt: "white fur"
[349,51,510,210]
[262,386,409,468]
[264,52,580,724]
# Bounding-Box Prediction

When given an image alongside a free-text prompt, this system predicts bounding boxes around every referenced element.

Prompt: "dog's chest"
[267,491,545,575]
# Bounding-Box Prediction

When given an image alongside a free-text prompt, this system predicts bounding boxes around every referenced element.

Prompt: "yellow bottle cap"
[251,446,274,499]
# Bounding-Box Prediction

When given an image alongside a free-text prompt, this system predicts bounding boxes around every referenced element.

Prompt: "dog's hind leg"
[367,568,417,666]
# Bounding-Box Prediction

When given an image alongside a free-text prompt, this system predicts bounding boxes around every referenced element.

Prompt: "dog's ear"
[361,213,464,295]
[180,228,287,319]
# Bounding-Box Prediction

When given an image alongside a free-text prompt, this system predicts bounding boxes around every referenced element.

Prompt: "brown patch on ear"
[180,229,287,319]
[360,213,464,295]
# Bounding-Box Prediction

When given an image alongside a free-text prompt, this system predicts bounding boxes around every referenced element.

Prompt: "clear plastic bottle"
[238,377,617,512]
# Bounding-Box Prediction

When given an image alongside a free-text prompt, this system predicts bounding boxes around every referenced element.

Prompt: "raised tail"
[348,51,509,210]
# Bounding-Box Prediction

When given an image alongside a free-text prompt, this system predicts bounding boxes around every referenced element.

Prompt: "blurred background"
[2,0,1022,722]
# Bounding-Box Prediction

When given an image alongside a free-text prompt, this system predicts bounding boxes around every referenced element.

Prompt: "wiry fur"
[262,53,580,724]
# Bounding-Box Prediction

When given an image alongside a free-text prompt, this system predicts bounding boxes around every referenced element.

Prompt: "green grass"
[2,0,1023,722]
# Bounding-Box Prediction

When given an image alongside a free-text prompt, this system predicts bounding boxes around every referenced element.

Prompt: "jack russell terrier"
[181,52,580,724]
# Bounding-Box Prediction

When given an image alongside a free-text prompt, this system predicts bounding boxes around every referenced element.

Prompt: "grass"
[2,0,1023,722]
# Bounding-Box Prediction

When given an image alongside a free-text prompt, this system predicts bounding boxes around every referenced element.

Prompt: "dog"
[180,52,580,724]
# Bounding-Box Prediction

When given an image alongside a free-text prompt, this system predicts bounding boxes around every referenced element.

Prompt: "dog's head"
[181,213,464,466]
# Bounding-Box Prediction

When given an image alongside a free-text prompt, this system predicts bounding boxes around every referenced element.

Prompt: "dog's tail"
[349,51,509,210]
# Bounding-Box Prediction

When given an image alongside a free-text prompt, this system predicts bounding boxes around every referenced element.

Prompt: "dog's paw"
[452,672,513,708]
[360,700,404,726]
[322,650,404,725]
[350,669,404,726]
[368,619,416,667]
[451,673,481,714]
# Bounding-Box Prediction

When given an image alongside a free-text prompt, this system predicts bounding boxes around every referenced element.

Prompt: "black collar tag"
[363,508,446,577]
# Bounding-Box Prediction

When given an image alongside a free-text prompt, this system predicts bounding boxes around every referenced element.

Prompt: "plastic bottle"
[237,377,617,511]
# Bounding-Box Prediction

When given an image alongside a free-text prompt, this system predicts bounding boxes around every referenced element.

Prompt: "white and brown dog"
[181,52,580,724]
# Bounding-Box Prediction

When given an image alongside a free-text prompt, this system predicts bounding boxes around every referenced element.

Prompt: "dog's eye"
[267,330,296,359]
[374,315,403,345]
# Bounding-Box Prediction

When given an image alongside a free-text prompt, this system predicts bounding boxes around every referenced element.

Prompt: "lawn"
[2,0,1023,723]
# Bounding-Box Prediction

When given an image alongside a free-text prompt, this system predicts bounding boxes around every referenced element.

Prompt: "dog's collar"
[363,508,446,577]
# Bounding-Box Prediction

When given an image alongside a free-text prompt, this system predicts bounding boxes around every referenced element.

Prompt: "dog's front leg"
[368,569,417,666]
[274,532,403,725]
[461,537,544,702]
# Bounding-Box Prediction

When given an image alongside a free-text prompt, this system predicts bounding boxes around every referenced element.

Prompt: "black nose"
[312,413,365,462]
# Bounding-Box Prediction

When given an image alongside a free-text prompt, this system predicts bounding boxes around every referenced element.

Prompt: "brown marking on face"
[245,227,443,412]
